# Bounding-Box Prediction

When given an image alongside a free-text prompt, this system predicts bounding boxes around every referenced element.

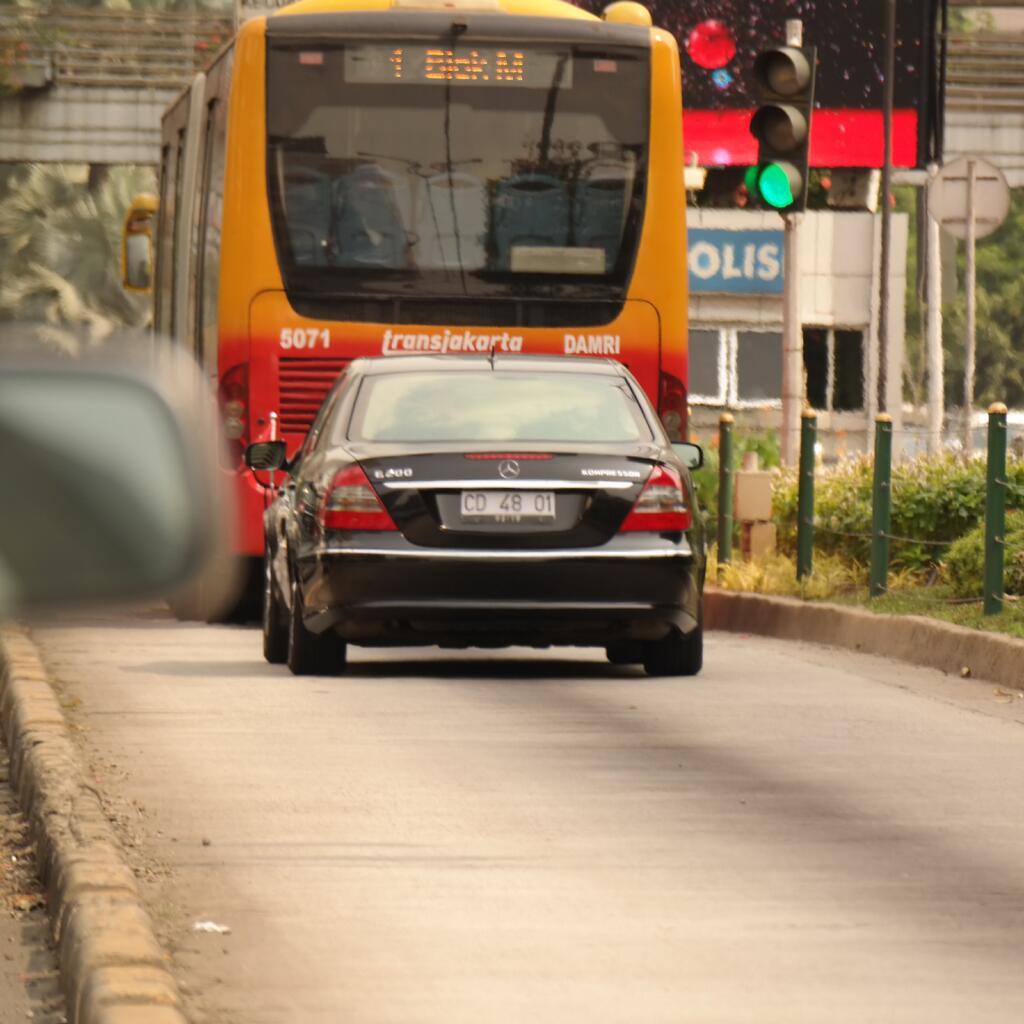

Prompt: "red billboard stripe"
[684,109,919,169]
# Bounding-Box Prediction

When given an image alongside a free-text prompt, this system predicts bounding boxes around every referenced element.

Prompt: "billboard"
[574,0,941,169]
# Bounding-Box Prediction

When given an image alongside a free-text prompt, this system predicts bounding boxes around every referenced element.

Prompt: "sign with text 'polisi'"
[688,228,784,295]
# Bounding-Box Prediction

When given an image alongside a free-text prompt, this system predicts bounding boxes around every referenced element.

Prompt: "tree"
[942,189,1024,409]
[900,177,1024,412]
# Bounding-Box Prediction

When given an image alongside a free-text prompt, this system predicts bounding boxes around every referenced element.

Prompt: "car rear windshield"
[345,371,652,443]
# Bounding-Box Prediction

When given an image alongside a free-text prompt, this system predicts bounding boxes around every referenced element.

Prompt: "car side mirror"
[246,440,288,471]
[121,193,158,292]
[672,442,704,470]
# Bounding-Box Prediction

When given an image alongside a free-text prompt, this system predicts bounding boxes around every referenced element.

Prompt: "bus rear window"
[266,40,648,301]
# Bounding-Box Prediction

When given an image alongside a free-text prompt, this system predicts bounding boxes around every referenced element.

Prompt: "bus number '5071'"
[280,328,331,350]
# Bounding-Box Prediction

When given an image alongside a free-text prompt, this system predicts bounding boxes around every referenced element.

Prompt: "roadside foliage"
[945,510,1024,598]
[772,452,1024,574]
[690,430,780,533]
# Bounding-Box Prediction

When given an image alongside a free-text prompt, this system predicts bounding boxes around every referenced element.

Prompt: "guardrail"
[0,8,232,91]
[944,31,1024,114]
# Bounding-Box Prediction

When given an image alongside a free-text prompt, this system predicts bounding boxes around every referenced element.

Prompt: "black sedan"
[247,355,706,677]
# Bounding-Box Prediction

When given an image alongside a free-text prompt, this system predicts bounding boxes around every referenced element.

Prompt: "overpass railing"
[1,8,233,92]
[944,31,1024,114]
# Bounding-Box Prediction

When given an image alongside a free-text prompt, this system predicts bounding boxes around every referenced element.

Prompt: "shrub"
[944,510,1024,598]
[773,452,1024,573]
[690,444,718,529]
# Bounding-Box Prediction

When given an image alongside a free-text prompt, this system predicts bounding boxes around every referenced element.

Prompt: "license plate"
[460,490,556,521]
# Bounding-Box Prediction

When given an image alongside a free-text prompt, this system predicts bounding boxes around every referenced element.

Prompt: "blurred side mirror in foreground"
[0,358,226,616]
[672,442,704,470]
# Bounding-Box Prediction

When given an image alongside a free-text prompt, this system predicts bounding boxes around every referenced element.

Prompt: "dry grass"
[709,549,864,599]
[708,549,922,600]
[708,548,1024,640]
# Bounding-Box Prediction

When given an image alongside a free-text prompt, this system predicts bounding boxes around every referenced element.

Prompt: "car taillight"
[218,363,249,464]
[658,370,688,442]
[320,465,397,531]
[619,465,692,533]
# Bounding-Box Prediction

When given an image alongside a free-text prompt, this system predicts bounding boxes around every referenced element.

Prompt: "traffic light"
[747,45,816,212]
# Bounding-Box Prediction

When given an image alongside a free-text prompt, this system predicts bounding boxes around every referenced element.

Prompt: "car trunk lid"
[353,447,660,548]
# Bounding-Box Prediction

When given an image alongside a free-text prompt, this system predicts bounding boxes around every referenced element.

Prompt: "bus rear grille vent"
[279,356,349,434]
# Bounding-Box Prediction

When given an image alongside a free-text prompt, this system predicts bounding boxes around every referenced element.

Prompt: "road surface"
[28,605,1024,1024]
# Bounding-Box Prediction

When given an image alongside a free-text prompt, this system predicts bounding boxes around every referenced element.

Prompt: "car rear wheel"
[262,550,288,664]
[287,579,347,676]
[642,623,703,678]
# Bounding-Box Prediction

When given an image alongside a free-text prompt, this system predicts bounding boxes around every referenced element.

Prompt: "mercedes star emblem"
[497,459,520,480]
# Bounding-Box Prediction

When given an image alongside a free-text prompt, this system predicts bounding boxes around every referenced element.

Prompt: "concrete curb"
[0,626,188,1024]
[705,587,1024,690]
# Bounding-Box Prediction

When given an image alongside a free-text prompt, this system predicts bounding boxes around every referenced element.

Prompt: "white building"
[686,208,908,457]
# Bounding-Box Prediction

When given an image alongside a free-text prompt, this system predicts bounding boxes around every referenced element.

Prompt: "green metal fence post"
[984,402,1008,615]
[717,413,734,576]
[797,409,817,580]
[869,414,893,598]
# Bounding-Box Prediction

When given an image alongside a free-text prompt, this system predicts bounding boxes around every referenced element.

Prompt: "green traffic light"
[757,163,797,209]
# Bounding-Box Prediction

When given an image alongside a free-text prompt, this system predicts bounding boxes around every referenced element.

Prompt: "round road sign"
[928,157,1011,240]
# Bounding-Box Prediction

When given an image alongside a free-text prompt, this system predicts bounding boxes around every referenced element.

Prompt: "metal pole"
[984,402,1008,616]
[963,158,977,456]
[926,164,944,455]
[268,410,279,492]
[877,0,897,414]
[796,409,817,580]
[717,412,734,575]
[780,18,803,468]
[869,414,893,597]
[781,212,802,466]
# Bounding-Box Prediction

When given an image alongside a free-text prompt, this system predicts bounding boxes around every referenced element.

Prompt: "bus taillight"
[658,370,688,441]
[218,363,249,463]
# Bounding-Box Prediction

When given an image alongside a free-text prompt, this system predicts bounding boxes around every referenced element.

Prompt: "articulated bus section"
[150,0,688,604]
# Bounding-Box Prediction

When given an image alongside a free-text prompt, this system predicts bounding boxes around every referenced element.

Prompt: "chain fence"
[707,409,1015,614]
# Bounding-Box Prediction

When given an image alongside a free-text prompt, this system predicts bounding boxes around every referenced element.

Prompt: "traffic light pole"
[779,18,803,468]
[926,164,944,456]
[747,20,814,465]
[963,157,978,455]
[878,0,896,416]
[781,211,802,467]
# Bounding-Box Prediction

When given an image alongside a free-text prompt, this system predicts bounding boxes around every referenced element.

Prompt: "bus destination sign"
[343,45,574,88]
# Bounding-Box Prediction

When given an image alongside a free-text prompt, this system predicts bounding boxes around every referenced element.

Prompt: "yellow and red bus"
[141,0,687,614]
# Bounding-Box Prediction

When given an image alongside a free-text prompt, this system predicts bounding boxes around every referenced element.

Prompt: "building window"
[689,328,725,403]
[688,328,783,407]
[802,327,865,412]
[833,330,864,411]
[803,328,829,410]
[736,331,782,404]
